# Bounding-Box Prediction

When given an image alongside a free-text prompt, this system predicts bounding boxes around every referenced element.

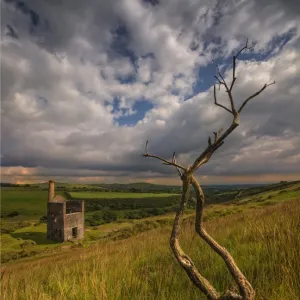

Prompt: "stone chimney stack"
[48,180,55,202]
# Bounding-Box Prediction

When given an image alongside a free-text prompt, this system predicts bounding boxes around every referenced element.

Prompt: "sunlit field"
[2,198,299,300]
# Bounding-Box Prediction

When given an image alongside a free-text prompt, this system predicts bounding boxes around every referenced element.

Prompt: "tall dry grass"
[1,200,299,300]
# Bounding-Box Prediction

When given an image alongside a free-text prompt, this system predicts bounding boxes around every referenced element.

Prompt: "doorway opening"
[72,227,78,238]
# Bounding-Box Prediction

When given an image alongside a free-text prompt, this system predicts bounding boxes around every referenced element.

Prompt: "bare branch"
[208,136,212,146]
[215,40,255,113]
[142,153,186,171]
[214,75,225,86]
[212,60,227,86]
[227,90,236,113]
[216,65,226,84]
[230,55,236,91]
[189,120,237,174]
[230,39,253,91]
[142,141,186,173]
[214,85,233,114]
[238,81,275,113]
[213,61,235,112]
[213,128,224,142]
[213,131,217,142]
[175,166,182,177]
[172,152,176,163]
[235,38,253,59]
[172,152,183,177]
[145,140,149,155]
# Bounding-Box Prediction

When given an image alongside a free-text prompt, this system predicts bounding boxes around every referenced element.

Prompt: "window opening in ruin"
[72,227,78,238]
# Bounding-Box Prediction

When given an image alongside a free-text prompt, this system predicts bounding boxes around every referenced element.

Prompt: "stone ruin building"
[47,180,84,242]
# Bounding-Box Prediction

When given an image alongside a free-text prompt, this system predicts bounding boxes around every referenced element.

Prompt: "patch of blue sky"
[112,98,154,126]
[187,28,296,99]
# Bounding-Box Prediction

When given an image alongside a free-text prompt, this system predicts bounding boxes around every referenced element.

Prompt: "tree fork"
[142,40,275,299]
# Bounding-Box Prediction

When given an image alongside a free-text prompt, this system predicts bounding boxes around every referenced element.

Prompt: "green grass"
[230,182,300,207]
[2,182,299,260]
[70,192,179,199]
[1,234,24,252]
[11,224,58,246]
[0,223,63,263]
[2,199,299,300]
[234,180,300,199]
[1,191,48,218]
[1,224,60,251]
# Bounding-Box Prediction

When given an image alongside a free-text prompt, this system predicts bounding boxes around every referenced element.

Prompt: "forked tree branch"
[230,38,253,91]
[142,39,275,300]
[213,62,236,113]
[141,140,186,176]
[214,85,233,114]
[172,152,183,177]
[190,40,275,174]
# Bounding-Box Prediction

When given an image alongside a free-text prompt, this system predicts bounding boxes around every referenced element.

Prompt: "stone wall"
[64,212,84,241]
[47,202,65,242]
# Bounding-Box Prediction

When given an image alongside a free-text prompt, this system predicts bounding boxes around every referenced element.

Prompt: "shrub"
[7,211,20,217]
[0,220,31,234]
[40,215,47,223]
[20,240,37,249]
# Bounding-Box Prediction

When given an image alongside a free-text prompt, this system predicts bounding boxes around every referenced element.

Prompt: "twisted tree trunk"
[191,176,255,300]
[169,174,220,299]
[142,40,275,299]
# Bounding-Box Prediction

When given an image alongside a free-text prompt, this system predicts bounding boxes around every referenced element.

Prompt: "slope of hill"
[92,182,182,192]
[2,195,299,299]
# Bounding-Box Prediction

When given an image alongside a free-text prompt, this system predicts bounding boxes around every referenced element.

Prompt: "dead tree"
[142,40,275,300]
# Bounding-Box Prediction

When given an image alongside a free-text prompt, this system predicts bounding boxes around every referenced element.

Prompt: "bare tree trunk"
[191,176,255,300]
[170,174,220,300]
[142,40,275,300]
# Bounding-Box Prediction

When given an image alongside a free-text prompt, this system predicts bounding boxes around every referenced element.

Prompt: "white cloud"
[1,0,300,183]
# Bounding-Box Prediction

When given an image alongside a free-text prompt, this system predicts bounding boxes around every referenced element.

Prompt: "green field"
[70,192,179,199]
[0,189,180,219]
[2,197,299,299]
[1,181,299,262]
[1,191,48,218]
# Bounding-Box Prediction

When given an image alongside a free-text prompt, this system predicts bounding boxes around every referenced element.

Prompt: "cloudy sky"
[1,0,300,185]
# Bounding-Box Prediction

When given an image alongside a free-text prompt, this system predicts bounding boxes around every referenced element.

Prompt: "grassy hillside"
[229,180,300,206]
[91,182,182,192]
[2,197,299,300]
[70,192,179,199]
[233,180,300,199]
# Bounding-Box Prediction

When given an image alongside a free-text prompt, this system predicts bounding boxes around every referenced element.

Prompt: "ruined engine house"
[47,180,84,242]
